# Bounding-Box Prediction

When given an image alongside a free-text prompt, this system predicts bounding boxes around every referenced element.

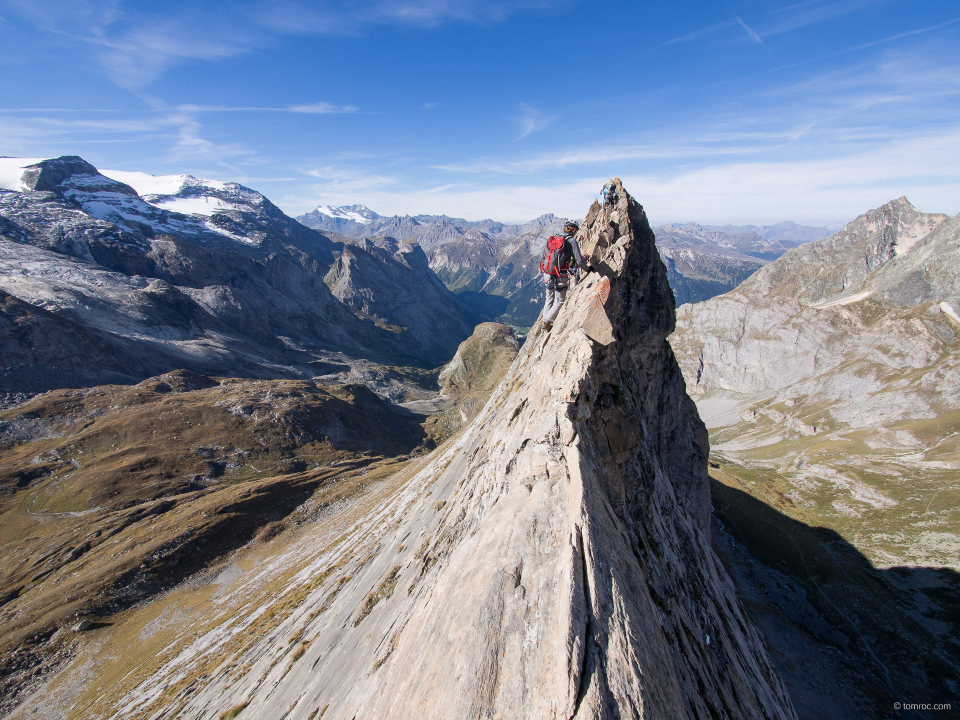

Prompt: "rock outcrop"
[427,321,521,439]
[100,181,795,720]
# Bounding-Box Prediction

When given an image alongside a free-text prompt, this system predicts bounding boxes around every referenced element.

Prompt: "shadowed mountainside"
[711,466,959,720]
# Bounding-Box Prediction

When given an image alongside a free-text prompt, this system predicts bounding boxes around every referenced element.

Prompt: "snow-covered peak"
[0,157,48,191]
[100,169,261,221]
[100,170,230,197]
[313,204,376,224]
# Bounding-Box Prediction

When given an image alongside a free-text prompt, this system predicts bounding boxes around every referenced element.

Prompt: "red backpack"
[539,235,572,276]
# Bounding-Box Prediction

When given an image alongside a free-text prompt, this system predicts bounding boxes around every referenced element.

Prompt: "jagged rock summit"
[111,181,795,719]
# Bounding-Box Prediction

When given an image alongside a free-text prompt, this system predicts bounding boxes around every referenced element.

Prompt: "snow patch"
[0,157,46,191]
[203,220,255,244]
[99,170,189,196]
[100,170,229,197]
[813,288,874,308]
[149,196,245,218]
[940,302,960,325]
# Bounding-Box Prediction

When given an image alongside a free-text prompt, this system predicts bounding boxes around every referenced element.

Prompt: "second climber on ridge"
[539,220,591,331]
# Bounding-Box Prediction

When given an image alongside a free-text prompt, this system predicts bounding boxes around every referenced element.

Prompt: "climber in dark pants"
[541,221,589,331]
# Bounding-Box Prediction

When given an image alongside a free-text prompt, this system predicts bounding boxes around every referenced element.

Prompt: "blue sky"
[1,0,958,224]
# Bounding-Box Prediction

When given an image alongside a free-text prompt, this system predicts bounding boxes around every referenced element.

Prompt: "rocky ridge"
[54,180,796,720]
[653,220,841,307]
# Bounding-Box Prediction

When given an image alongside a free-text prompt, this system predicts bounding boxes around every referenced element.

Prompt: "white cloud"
[166,116,254,168]
[735,16,764,45]
[659,1,888,49]
[277,126,960,224]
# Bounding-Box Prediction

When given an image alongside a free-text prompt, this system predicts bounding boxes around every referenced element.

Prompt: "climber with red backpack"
[539,221,591,331]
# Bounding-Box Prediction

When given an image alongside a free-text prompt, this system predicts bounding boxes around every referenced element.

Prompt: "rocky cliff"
[64,181,796,720]
[323,237,482,363]
[668,197,960,568]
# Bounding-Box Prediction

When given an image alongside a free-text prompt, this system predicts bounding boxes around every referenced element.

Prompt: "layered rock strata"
[110,181,795,719]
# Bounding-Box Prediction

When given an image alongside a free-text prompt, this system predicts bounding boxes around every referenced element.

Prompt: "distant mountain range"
[297,205,565,250]
[300,204,844,323]
[0,156,480,398]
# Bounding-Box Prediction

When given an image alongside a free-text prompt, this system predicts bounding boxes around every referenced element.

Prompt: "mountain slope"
[0,157,478,396]
[42,180,796,720]
[653,220,841,306]
[668,197,960,713]
[300,204,832,324]
[734,197,948,306]
[299,204,569,327]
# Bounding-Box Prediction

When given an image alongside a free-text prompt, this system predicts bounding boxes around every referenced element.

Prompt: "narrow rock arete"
[115,181,796,719]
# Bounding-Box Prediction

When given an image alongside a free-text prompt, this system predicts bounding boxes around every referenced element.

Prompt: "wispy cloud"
[753,0,884,38]
[166,115,255,169]
[735,16,764,45]
[0,108,260,170]
[436,128,802,174]
[659,18,738,47]
[287,102,359,114]
[2,0,578,89]
[283,125,960,223]
[517,103,556,140]
[660,0,888,49]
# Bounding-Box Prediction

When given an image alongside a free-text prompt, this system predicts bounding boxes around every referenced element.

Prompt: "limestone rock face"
[735,197,948,306]
[123,181,795,720]
[671,199,958,411]
[668,198,960,574]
